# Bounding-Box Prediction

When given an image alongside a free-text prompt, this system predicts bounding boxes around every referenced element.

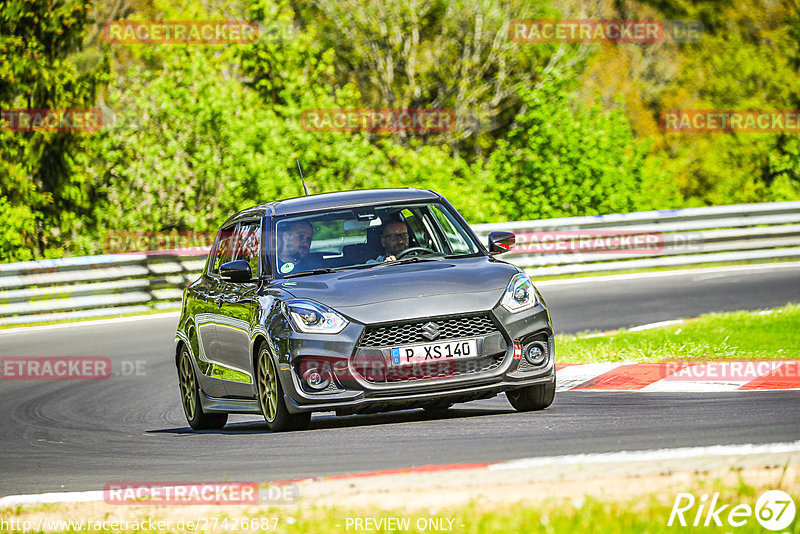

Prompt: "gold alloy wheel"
[258,349,278,422]
[178,350,197,421]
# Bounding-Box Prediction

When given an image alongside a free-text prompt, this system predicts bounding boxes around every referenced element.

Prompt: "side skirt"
[199,389,262,414]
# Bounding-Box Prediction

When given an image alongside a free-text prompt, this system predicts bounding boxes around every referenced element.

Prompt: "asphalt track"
[1,263,799,496]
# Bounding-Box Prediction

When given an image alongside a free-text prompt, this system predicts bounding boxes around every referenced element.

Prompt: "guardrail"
[1,201,799,326]
[472,200,800,276]
[0,253,208,326]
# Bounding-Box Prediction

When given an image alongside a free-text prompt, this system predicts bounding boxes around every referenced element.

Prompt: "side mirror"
[488,231,515,255]
[220,260,253,282]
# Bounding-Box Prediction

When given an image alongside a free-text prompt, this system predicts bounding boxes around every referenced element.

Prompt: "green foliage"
[654,0,800,205]
[0,0,108,261]
[298,0,560,158]
[2,0,799,262]
[85,48,281,238]
[486,77,656,221]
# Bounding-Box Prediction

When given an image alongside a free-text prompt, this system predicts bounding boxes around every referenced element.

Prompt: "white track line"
[0,490,105,506]
[488,440,800,470]
[0,312,180,335]
[536,261,800,286]
[628,319,688,332]
[641,381,749,392]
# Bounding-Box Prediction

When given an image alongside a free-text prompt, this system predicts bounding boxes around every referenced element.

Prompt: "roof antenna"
[296,159,309,196]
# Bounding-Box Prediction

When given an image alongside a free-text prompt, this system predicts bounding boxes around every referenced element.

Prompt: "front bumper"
[275,300,555,414]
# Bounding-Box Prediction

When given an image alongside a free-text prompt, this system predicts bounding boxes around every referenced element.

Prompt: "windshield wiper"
[282,268,342,279]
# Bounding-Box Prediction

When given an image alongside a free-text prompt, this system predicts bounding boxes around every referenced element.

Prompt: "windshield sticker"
[280,262,295,274]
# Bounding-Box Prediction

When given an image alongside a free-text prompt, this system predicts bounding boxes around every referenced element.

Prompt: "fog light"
[302,368,331,390]
[524,341,548,366]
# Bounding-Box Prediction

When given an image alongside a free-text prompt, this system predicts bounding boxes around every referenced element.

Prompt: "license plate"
[390,339,478,366]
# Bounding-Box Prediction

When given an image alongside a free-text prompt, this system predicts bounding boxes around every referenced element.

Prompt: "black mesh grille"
[360,314,498,347]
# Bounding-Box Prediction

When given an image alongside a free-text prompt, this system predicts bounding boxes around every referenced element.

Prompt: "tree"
[485,75,663,221]
[0,0,108,261]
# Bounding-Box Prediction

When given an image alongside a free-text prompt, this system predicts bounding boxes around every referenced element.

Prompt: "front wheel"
[178,347,228,430]
[506,377,556,412]
[256,343,311,432]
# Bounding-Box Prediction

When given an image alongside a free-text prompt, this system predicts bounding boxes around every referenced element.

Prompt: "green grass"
[278,496,796,534]
[558,303,800,363]
[2,473,796,533]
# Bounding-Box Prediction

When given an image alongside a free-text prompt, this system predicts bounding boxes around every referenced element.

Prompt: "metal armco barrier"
[472,200,800,276]
[1,201,799,326]
[0,252,208,326]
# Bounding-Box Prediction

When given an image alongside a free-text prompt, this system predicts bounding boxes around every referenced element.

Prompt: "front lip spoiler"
[282,372,555,414]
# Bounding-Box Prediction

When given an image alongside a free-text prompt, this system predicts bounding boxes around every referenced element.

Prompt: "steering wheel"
[396,247,437,259]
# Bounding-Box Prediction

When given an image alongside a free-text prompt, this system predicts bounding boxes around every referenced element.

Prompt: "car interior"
[276,206,438,273]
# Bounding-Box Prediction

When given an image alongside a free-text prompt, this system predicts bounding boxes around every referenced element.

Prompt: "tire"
[255,343,311,432]
[178,346,228,430]
[506,377,556,412]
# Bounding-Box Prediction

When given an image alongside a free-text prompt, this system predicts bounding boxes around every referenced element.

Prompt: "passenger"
[277,220,313,273]
[368,220,410,263]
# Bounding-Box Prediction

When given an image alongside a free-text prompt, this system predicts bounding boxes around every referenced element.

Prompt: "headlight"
[501,272,537,313]
[285,299,348,334]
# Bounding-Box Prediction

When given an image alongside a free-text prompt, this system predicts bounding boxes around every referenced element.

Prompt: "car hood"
[271,256,519,324]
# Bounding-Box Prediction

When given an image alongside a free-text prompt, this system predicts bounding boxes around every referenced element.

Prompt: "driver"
[368,220,409,263]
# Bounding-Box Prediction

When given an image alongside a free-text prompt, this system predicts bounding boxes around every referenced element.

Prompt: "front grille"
[360,314,498,347]
[361,354,504,384]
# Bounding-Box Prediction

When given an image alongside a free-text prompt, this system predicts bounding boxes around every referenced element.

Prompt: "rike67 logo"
[668,490,796,531]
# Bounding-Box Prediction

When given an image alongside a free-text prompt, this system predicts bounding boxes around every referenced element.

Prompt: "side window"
[211,224,238,275]
[400,208,429,249]
[429,205,472,254]
[233,221,261,276]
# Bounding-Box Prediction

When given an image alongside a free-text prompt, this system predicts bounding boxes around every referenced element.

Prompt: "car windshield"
[271,202,481,278]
